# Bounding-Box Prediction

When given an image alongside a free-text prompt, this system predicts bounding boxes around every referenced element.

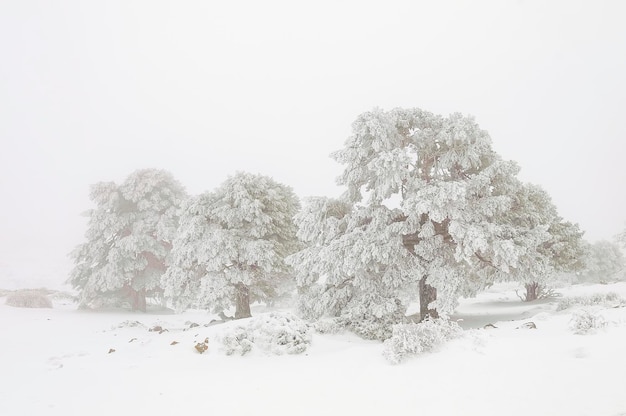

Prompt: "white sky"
[1,0,625,288]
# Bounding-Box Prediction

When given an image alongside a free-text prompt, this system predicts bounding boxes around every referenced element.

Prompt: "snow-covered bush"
[383,318,462,364]
[221,326,254,356]
[249,312,312,355]
[556,292,623,311]
[340,297,408,341]
[220,312,312,356]
[312,318,344,335]
[5,290,53,308]
[569,309,607,335]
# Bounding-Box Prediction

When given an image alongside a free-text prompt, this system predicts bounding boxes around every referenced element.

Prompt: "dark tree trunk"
[130,288,147,312]
[234,283,251,319]
[524,282,540,302]
[419,276,439,321]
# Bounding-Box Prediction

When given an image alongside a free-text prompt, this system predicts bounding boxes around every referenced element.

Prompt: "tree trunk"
[419,276,439,321]
[130,288,147,312]
[524,282,540,302]
[234,283,251,319]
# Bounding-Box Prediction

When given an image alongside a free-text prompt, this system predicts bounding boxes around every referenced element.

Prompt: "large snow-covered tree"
[163,172,300,318]
[289,108,577,337]
[69,169,186,311]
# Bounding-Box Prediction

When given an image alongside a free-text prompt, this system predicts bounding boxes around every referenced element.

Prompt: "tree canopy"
[69,169,186,311]
[288,108,582,338]
[163,172,300,317]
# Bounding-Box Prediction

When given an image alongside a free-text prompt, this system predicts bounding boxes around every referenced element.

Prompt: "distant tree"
[69,169,186,311]
[580,240,625,283]
[617,227,626,248]
[163,172,300,318]
[289,108,547,338]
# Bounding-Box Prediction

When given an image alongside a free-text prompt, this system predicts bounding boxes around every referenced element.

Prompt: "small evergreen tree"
[163,172,300,318]
[69,169,186,311]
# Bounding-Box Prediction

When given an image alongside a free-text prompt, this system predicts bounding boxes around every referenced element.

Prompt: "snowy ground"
[1,283,626,416]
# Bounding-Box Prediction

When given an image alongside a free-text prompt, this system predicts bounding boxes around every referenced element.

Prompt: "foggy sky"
[1,0,625,288]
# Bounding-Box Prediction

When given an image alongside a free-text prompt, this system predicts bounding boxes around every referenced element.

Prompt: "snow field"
[1,283,625,416]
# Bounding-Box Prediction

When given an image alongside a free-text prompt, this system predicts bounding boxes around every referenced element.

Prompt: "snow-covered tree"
[289,108,572,337]
[163,172,300,318]
[69,169,186,311]
[580,240,625,283]
[288,196,419,339]
[499,184,584,301]
[617,227,626,249]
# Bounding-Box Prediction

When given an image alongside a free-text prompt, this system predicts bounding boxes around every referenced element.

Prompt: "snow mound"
[220,312,312,356]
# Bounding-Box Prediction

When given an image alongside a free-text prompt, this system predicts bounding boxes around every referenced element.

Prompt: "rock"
[108,348,116,354]
[516,322,537,329]
[170,341,179,346]
[195,339,209,354]
[483,323,497,329]
[149,325,168,334]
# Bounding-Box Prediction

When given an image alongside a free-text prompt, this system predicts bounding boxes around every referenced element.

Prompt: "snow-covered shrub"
[221,326,254,356]
[383,318,462,364]
[312,318,344,335]
[340,297,408,341]
[556,292,623,311]
[5,290,53,308]
[220,312,312,356]
[249,312,312,355]
[569,309,607,334]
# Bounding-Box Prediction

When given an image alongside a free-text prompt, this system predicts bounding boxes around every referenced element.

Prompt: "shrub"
[383,318,462,364]
[221,326,255,356]
[556,292,623,311]
[220,312,312,356]
[569,309,607,335]
[249,312,312,355]
[312,318,344,335]
[340,297,408,341]
[5,290,53,308]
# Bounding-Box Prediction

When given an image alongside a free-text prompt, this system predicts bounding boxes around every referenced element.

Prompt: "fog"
[1,0,625,288]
